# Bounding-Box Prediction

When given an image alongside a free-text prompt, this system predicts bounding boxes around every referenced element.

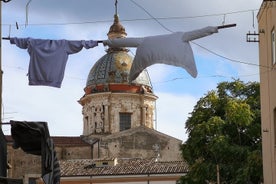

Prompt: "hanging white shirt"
[103,26,218,81]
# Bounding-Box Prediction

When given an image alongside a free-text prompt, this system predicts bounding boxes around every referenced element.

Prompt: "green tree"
[180,80,262,184]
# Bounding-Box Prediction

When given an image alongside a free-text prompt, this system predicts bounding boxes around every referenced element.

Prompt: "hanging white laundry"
[103,26,218,81]
[10,38,98,88]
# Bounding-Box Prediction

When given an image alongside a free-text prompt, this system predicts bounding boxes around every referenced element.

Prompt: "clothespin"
[2,22,19,40]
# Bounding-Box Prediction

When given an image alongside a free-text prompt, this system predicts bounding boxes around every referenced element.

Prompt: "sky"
[1,0,262,142]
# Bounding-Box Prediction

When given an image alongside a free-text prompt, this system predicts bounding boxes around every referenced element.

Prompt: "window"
[272,29,276,65]
[102,162,109,166]
[29,178,37,184]
[119,113,131,131]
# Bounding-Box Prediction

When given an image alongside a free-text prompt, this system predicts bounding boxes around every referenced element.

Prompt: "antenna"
[115,0,118,15]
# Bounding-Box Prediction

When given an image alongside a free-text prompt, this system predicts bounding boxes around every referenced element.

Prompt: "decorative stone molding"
[81,92,157,136]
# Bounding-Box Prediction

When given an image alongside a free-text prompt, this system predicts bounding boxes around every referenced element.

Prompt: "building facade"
[258,0,276,183]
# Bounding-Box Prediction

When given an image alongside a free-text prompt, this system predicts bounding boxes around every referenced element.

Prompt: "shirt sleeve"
[65,40,99,54]
[83,40,98,49]
[182,26,218,42]
[103,37,144,48]
[10,37,30,49]
[65,40,86,54]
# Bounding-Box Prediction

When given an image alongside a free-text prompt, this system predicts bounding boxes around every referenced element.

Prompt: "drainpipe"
[90,138,99,159]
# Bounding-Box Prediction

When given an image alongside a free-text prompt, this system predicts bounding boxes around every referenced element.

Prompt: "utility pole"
[0,0,3,128]
[0,0,11,127]
[0,0,11,178]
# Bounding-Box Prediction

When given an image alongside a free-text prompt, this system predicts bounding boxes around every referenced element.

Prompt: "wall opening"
[119,113,131,131]
[272,28,276,65]
[274,108,276,147]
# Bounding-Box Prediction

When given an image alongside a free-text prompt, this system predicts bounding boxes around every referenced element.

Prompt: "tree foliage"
[180,80,262,184]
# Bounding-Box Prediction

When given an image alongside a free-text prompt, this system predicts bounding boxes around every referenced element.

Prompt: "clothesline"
[1,24,236,88]
[0,122,11,125]
[217,23,236,29]
[2,37,104,43]
[1,24,236,41]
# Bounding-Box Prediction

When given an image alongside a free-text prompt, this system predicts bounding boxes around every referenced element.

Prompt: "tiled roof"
[60,158,188,177]
[5,135,90,146]
[51,136,90,146]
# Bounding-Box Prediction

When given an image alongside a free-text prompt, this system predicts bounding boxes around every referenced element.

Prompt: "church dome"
[86,52,152,87]
[83,14,153,95]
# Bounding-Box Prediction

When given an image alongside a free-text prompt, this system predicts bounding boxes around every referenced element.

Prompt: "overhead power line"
[130,0,173,33]
[1,8,259,27]
[191,41,269,69]
[128,0,265,70]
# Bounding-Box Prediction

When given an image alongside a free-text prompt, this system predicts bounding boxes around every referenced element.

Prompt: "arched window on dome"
[119,113,131,131]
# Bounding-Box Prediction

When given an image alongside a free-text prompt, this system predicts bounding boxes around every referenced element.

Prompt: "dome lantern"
[107,14,127,39]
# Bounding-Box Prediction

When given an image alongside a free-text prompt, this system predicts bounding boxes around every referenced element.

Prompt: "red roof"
[60,158,188,177]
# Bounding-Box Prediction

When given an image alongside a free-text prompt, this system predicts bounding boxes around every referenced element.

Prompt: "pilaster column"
[103,102,110,133]
[141,105,147,126]
[90,106,95,134]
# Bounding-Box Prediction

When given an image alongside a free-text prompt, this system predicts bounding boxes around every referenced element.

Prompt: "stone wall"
[81,92,157,136]
[6,143,92,179]
[94,126,182,161]
[7,145,41,179]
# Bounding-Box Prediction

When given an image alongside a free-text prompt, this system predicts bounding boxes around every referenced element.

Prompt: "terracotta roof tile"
[51,136,90,146]
[60,158,188,176]
[5,135,90,146]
